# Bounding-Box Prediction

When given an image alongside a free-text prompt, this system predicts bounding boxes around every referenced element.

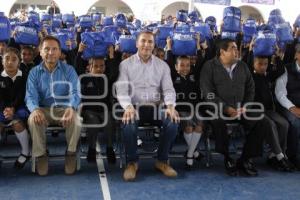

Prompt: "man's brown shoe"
[155,161,177,177]
[36,154,48,176]
[65,151,77,175]
[123,162,138,181]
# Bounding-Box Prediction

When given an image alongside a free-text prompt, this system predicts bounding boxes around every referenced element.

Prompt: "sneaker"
[65,151,77,175]
[87,148,96,163]
[123,162,138,181]
[36,154,48,176]
[106,146,116,164]
[155,161,177,177]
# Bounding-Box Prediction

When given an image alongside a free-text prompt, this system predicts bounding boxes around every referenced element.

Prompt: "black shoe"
[14,153,30,169]
[106,146,116,164]
[277,158,294,172]
[224,157,238,176]
[87,148,96,163]
[237,158,258,176]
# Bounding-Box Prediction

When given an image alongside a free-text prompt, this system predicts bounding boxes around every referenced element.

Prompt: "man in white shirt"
[116,31,180,181]
[275,44,300,169]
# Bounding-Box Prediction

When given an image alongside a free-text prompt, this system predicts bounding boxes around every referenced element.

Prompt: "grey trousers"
[264,110,289,154]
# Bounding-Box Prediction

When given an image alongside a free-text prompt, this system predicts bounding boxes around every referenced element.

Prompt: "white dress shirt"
[116,53,176,109]
[275,61,300,110]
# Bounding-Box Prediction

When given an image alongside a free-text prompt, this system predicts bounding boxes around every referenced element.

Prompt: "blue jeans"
[121,108,178,162]
[279,107,300,160]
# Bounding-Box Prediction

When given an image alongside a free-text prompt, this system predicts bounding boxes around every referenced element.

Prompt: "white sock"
[183,132,193,147]
[187,132,202,159]
[15,129,30,162]
[276,153,285,161]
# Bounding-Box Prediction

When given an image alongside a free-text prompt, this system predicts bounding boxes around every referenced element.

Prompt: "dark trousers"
[83,110,114,149]
[210,112,272,159]
[264,110,289,154]
[279,107,300,161]
[121,106,178,162]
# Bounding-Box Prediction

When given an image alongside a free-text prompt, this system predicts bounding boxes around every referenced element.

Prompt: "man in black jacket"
[200,39,273,176]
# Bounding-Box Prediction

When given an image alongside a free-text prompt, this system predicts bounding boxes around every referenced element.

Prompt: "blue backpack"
[155,24,173,48]
[52,32,70,51]
[119,35,137,53]
[81,32,108,60]
[52,19,62,29]
[0,15,11,42]
[79,15,93,30]
[40,13,51,22]
[221,31,238,40]
[53,13,62,20]
[188,11,200,23]
[243,18,257,43]
[62,14,75,24]
[156,25,173,40]
[103,17,113,26]
[92,13,101,26]
[176,10,188,22]
[14,24,39,46]
[222,6,241,33]
[253,30,277,57]
[174,23,190,34]
[59,28,76,50]
[134,19,142,29]
[102,25,120,45]
[193,22,212,42]
[10,18,20,31]
[115,13,127,28]
[275,22,293,48]
[172,32,196,56]
[145,23,158,32]
[270,9,282,17]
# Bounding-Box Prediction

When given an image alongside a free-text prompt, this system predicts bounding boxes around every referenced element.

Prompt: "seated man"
[0,47,30,169]
[116,31,179,181]
[200,39,273,176]
[25,36,81,176]
[275,44,300,169]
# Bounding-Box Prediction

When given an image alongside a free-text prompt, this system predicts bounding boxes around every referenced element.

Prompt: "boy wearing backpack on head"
[250,51,295,172]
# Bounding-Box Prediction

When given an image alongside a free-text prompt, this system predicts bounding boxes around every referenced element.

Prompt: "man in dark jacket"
[200,39,273,176]
[275,44,300,170]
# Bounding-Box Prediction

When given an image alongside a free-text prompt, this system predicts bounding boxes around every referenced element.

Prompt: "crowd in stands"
[0,5,300,181]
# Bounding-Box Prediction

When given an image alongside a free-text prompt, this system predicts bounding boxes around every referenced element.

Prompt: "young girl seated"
[0,47,30,169]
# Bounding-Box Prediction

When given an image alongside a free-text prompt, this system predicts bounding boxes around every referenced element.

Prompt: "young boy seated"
[0,47,30,169]
[80,57,116,164]
[251,54,294,171]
